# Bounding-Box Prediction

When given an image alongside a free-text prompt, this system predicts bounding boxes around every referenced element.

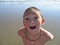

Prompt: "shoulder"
[18,27,25,37]
[40,27,54,41]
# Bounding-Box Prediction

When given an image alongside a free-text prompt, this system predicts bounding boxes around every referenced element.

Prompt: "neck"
[25,29,41,41]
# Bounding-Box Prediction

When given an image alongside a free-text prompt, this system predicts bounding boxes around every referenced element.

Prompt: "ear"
[42,18,45,25]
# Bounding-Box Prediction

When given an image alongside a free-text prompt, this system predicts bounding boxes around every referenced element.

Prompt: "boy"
[18,7,54,45]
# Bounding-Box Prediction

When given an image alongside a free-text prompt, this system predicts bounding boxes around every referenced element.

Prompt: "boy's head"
[23,7,43,18]
[23,7,45,31]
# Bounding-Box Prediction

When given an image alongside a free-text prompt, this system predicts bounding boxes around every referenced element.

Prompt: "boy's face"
[23,11,45,32]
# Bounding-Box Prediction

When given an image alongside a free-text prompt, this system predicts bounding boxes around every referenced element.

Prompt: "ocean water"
[0,2,60,45]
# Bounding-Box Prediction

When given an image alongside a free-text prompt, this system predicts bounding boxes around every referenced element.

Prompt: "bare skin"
[18,27,53,45]
[18,7,54,45]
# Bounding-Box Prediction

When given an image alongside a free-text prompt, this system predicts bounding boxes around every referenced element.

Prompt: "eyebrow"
[23,14,39,18]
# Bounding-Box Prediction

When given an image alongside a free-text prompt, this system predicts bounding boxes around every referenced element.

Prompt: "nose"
[30,19,34,23]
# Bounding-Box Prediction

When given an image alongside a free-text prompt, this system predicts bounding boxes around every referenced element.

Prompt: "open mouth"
[29,26,36,30]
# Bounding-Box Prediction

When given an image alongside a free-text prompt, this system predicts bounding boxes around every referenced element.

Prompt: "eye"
[25,18,29,20]
[34,17,38,19]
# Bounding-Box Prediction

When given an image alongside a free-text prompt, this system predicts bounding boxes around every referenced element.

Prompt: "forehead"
[23,9,42,18]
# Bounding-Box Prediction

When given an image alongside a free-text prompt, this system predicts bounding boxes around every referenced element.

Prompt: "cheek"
[23,22,29,27]
[36,20,42,26]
